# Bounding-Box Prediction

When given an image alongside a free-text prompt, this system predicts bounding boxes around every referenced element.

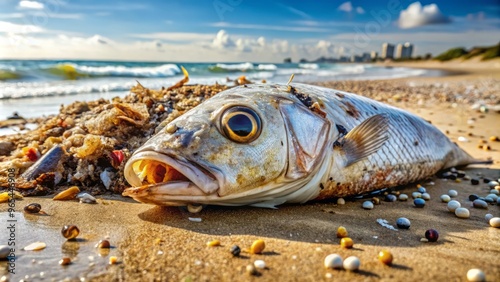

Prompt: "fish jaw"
[122,150,220,204]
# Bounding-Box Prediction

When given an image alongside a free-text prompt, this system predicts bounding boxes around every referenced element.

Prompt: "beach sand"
[1,60,499,282]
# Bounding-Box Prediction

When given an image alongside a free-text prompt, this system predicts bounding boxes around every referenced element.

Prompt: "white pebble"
[254,260,266,269]
[487,181,499,188]
[337,198,345,205]
[398,194,408,201]
[343,256,360,271]
[458,136,469,142]
[440,194,451,203]
[447,200,461,212]
[485,194,498,201]
[362,201,374,210]
[324,254,343,269]
[467,268,486,282]
[485,214,493,222]
[188,217,202,222]
[448,190,458,197]
[455,207,470,219]
[422,193,431,201]
[412,192,422,199]
[489,217,500,228]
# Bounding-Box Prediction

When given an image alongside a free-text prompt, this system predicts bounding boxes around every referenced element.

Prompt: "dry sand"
[1,61,500,282]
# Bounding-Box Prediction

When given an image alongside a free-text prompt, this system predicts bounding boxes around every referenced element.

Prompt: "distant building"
[370,51,378,60]
[362,52,371,62]
[403,42,413,59]
[395,43,404,59]
[381,43,395,59]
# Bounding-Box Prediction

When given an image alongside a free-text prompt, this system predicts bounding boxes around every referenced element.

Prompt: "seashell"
[59,257,71,265]
[96,240,111,248]
[24,203,42,213]
[249,239,265,254]
[206,240,220,247]
[77,192,97,204]
[53,186,80,200]
[187,204,203,213]
[61,225,80,239]
[24,242,46,251]
[100,169,114,190]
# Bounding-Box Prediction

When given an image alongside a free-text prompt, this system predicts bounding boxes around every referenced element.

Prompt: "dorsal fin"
[341,114,389,167]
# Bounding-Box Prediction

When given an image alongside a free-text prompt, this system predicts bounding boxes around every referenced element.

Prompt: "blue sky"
[0,0,499,62]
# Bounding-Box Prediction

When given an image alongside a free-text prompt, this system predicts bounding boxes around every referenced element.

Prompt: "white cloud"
[0,20,44,33]
[210,22,329,32]
[356,7,365,14]
[338,2,353,13]
[398,2,450,29]
[19,1,44,10]
[212,30,234,49]
[130,32,214,42]
[284,6,311,19]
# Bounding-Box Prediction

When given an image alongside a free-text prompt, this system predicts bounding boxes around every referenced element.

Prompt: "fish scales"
[123,83,483,207]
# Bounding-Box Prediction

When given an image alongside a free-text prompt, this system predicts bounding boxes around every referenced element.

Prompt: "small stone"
[249,239,265,254]
[24,242,46,251]
[398,194,408,201]
[396,217,411,229]
[340,237,354,249]
[343,256,360,271]
[61,225,80,240]
[414,198,425,208]
[246,264,258,276]
[206,240,220,247]
[76,192,97,204]
[447,200,461,212]
[472,199,488,209]
[487,181,500,188]
[483,197,494,204]
[0,245,10,259]
[455,207,470,219]
[187,204,203,213]
[485,214,493,222]
[362,201,374,210]
[384,194,397,202]
[448,190,458,197]
[417,187,426,193]
[96,240,111,249]
[440,195,451,203]
[457,171,466,178]
[420,238,429,242]
[337,198,345,205]
[421,193,431,201]
[425,229,439,242]
[469,194,479,201]
[489,189,499,195]
[470,178,480,185]
[59,258,71,266]
[254,260,266,269]
[483,178,492,184]
[371,197,381,205]
[230,245,241,256]
[324,254,343,269]
[24,203,42,214]
[378,250,393,265]
[412,192,422,199]
[336,226,348,238]
[485,194,498,202]
[467,268,486,282]
[489,217,500,228]
[109,256,118,265]
[490,136,500,142]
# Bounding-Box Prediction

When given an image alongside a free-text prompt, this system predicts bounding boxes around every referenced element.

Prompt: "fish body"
[123,83,479,207]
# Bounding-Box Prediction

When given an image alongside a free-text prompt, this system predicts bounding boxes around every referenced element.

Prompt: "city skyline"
[0,0,499,62]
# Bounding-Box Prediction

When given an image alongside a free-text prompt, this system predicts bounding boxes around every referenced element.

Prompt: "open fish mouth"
[122,151,219,201]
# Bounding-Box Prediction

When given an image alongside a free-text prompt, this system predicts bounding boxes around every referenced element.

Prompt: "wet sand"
[1,61,500,282]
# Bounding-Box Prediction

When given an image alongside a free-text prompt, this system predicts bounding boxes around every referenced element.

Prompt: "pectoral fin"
[341,114,389,167]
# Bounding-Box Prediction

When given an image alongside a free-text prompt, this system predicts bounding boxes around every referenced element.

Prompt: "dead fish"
[123,83,489,208]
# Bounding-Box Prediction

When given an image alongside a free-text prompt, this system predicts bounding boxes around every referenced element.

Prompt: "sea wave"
[209,62,255,72]
[298,63,319,69]
[48,63,181,78]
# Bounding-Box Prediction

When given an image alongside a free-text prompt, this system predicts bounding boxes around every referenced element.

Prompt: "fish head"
[123,84,331,206]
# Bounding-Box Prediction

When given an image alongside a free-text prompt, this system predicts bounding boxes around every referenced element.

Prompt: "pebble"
[414,198,425,208]
[485,194,498,202]
[398,194,408,201]
[246,264,258,275]
[0,245,10,259]
[396,217,411,229]
[440,195,451,203]
[109,256,118,265]
[59,258,71,266]
[336,226,348,238]
[187,204,203,213]
[485,214,493,222]
[254,260,266,269]
[469,194,479,201]
[372,197,381,205]
[489,189,499,195]
[61,225,80,240]
[188,217,202,222]
[324,254,343,269]
[447,200,461,212]
[343,256,360,271]
[470,178,480,185]
[455,207,470,219]
[53,186,80,201]
[448,190,458,197]
[425,229,439,242]
[412,192,422,199]
[24,203,42,214]
[250,239,265,254]
[230,245,241,256]
[378,250,393,265]
[417,187,426,193]
[24,242,46,251]
[340,237,354,249]
[497,198,500,206]
[489,217,500,228]
[421,193,431,201]
[96,240,111,249]
[384,194,397,202]
[337,198,345,205]
[483,178,491,184]
[467,268,486,282]
[206,240,220,247]
[487,181,499,188]
[77,192,97,204]
[362,201,374,210]
[472,199,488,209]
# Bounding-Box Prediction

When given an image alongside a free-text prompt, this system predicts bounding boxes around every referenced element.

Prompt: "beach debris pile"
[0,74,229,197]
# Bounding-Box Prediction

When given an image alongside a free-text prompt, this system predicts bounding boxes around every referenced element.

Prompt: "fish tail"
[444,144,492,169]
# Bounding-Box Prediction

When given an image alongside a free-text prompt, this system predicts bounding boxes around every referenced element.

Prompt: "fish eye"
[221,106,262,143]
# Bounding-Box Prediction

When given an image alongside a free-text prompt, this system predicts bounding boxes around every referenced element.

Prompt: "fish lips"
[123,151,219,198]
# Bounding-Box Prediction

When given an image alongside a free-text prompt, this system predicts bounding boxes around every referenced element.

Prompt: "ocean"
[0,59,440,126]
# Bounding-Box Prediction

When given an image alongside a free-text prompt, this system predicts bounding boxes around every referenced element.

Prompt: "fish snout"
[159,120,210,150]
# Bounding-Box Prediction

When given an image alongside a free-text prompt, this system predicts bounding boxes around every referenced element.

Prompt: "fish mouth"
[122,151,219,202]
